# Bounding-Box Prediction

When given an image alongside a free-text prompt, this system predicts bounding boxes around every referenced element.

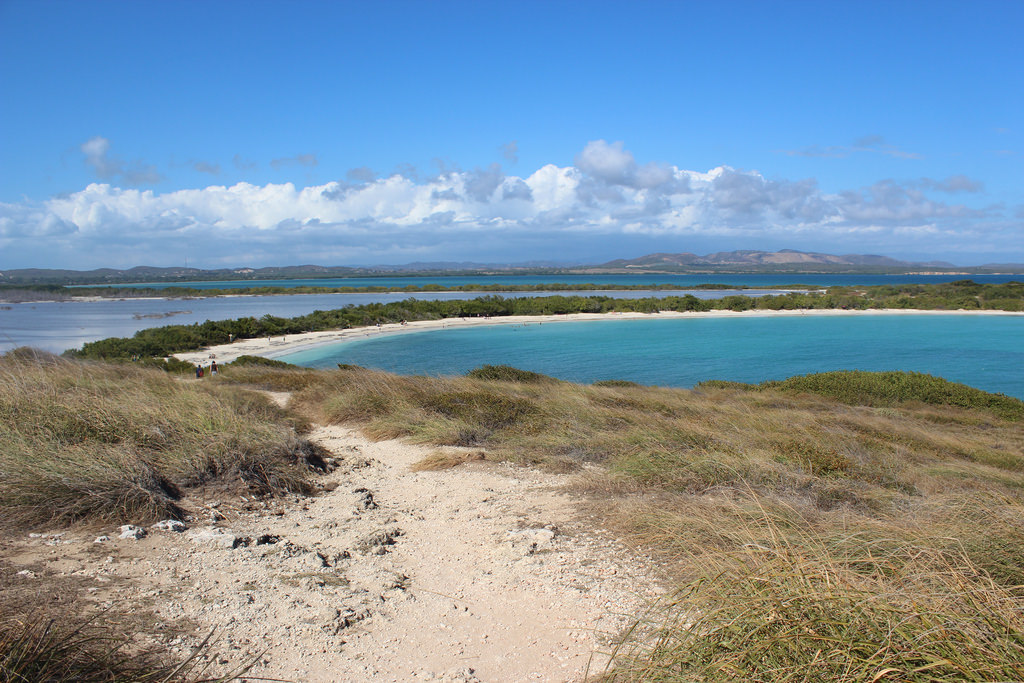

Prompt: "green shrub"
[465,364,553,383]
[229,355,295,368]
[592,379,642,388]
[420,390,538,430]
[694,379,758,391]
[767,370,1024,420]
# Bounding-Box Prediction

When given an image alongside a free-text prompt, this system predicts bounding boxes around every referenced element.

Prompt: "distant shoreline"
[173,307,1024,366]
[0,287,784,306]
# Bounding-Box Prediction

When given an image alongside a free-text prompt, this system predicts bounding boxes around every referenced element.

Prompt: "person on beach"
[211,360,218,375]
[195,364,201,379]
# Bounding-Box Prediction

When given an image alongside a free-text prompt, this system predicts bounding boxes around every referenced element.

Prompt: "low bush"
[766,370,1024,420]
[229,355,295,368]
[465,364,553,383]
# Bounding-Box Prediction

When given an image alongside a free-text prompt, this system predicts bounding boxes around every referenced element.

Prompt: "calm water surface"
[278,315,1024,399]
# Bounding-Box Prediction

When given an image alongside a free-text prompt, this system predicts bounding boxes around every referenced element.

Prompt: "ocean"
[277,314,1024,399]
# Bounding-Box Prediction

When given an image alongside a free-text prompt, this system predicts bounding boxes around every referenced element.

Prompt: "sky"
[1,0,1022,270]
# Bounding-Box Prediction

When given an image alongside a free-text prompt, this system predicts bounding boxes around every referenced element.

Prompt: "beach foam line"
[172,307,1024,366]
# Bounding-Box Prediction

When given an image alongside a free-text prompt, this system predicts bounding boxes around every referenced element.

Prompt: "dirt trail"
[3,397,662,682]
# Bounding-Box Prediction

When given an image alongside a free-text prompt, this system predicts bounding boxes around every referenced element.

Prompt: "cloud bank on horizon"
[0,139,1014,269]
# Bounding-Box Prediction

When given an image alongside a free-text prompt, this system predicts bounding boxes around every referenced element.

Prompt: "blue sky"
[1,0,1021,269]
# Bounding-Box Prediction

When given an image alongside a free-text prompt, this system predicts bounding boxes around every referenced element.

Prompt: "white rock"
[94,535,110,543]
[152,519,187,532]
[119,525,147,540]
[189,527,240,549]
[508,527,556,551]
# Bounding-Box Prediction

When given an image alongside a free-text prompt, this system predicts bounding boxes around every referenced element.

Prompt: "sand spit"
[174,308,1024,366]
[3,414,663,682]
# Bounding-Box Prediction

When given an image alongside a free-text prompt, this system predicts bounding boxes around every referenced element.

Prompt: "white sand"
[173,307,1023,366]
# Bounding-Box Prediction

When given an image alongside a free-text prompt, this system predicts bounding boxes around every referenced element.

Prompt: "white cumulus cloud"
[1,140,1017,268]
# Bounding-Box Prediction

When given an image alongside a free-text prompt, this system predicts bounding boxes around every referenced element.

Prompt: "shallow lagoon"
[279,314,1024,399]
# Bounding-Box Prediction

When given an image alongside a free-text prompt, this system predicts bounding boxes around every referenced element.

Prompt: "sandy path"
[3,407,662,682]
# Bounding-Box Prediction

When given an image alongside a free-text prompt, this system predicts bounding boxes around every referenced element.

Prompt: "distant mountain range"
[1,250,1021,286]
[0,262,572,286]
[597,249,962,270]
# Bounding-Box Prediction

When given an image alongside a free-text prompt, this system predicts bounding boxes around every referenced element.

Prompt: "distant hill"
[599,249,962,270]
[1,250,1021,285]
[0,262,581,286]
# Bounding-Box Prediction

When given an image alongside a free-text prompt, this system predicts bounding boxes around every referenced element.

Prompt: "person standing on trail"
[195,363,202,379]
[211,360,218,375]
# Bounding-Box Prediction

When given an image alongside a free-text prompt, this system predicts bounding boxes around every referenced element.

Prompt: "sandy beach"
[173,307,1024,366]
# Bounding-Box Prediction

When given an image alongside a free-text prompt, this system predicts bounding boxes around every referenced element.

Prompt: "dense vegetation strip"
[69,280,1023,360]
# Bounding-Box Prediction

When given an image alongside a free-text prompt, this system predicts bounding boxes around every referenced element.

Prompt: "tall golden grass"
[603,526,1024,681]
[0,351,319,527]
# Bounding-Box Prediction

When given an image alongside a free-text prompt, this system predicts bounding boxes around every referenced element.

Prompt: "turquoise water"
[278,315,1024,399]
[87,273,1022,290]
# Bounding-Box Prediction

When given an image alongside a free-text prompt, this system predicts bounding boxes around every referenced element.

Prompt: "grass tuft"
[410,450,486,471]
[0,613,247,682]
[603,510,1024,682]
[0,351,319,526]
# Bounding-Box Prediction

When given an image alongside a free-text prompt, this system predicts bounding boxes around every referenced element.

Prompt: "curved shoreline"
[173,307,1024,366]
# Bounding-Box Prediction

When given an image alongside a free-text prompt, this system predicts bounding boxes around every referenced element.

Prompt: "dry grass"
[410,450,486,471]
[600,500,1024,682]
[271,365,1023,504]
[0,352,323,527]
[0,560,248,682]
[0,616,247,683]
